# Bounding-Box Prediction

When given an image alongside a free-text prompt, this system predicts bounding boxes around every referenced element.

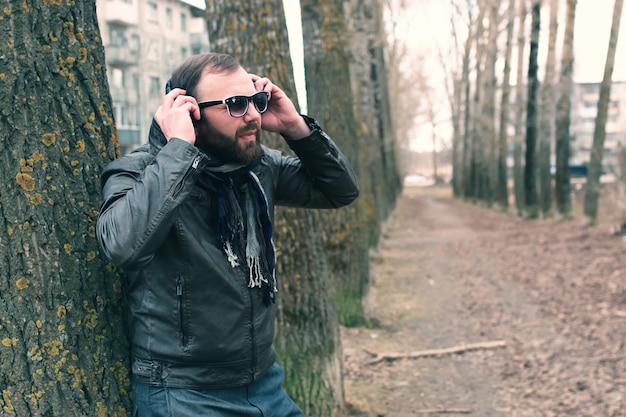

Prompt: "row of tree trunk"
[448,0,624,223]
[0,0,402,416]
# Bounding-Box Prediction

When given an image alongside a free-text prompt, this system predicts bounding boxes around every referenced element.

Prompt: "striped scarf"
[204,160,277,306]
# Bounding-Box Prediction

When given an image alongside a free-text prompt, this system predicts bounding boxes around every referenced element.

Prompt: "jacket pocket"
[176,276,188,349]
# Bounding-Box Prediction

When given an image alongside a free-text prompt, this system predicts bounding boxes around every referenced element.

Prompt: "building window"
[180,12,187,32]
[132,73,140,91]
[147,1,158,23]
[110,27,128,46]
[130,33,140,52]
[166,7,173,27]
[181,46,188,59]
[111,68,125,88]
[149,76,161,97]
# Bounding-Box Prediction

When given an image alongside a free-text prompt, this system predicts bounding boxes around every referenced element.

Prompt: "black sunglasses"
[197,91,270,118]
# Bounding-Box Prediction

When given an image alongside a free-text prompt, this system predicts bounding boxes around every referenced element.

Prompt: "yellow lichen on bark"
[1,338,18,347]
[43,340,65,357]
[42,132,56,146]
[83,301,98,329]
[15,277,30,290]
[78,47,87,63]
[2,390,15,413]
[25,391,44,406]
[16,173,35,191]
[19,158,33,172]
[71,368,87,388]
[28,193,43,205]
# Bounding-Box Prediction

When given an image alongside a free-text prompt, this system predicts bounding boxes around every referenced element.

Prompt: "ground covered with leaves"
[341,185,626,416]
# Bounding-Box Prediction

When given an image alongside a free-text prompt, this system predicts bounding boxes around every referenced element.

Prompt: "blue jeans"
[132,363,305,417]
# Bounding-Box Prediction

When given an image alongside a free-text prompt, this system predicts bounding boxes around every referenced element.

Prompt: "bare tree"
[523,0,542,216]
[0,0,130,415]
[538,0,560,214]
[495,0,518,209]
[347,0,401,228]
[481,0,501,204]
[583,0,625,223]
[467,0,488,200]
[513,0,528,214]
[300,0,369,341]
[449,0,482,198]
[205,1,344,414]
[555,0,578,216]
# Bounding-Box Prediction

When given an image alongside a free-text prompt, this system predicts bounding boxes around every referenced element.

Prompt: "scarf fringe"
[212,163,277,306]
[247,255,268,288]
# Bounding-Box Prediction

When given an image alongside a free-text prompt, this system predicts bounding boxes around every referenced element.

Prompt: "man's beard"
[196,119,262,165]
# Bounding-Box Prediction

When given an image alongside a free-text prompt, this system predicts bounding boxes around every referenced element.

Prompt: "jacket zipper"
[176,277,187,347]
[172,155,203,199]
[191,155,201,169]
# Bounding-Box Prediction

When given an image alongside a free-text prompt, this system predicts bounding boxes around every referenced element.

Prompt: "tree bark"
[496,0,517,209]
[481,1,500,205]
[555,0,577,216]
[513,0,528,214]
[346,0,401,230]
[205,1,344,414]
[523,0,542,216]
[538,0,560,215]
[300,0,370,330]
[583,0,624,223]
[466,0,487,200]
[0,0,131,415]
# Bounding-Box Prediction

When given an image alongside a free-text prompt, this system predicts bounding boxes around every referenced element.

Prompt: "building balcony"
[117,127,141,146]
[109,86,139,104]
[106,44,139,67]
[103,0,139,26]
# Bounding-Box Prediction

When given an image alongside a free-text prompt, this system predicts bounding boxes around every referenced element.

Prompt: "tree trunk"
[481,1,499,205]
[346,0,400,242]
[555,0,577,216]
[538,0,559,215]
[467,1,487,200]
[583,0,624,223]
[523,0,541,216]
[0,1,131,415]
[205,1,344,414]
[461,4,476,199]
[514,0,528,214]
[496,0,517,209]
[300,0,370,328]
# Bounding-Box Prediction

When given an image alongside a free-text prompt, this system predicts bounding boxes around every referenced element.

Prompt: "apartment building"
[96,0,209,154]
[570,81,626,171]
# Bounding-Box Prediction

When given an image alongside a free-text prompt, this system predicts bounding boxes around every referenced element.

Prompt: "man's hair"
[169,53,241,99]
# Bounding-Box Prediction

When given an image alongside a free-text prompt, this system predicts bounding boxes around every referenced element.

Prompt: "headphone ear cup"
[165,79,172,94]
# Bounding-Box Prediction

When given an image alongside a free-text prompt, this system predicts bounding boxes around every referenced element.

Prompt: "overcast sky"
[186,0,625,151]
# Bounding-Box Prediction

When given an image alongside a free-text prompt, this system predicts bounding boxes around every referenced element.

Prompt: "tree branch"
[365,340,507,365]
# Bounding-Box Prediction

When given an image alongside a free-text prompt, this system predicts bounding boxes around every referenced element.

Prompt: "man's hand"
[154,88,201,145]
[250,75,311,140]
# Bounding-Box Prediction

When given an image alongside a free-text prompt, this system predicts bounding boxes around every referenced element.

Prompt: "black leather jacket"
[96,118,359,389]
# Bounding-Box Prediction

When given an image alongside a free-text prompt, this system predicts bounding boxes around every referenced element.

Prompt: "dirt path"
[342,185,626,417]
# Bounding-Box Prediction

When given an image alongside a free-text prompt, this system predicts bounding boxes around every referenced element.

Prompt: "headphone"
[165,79,172,94]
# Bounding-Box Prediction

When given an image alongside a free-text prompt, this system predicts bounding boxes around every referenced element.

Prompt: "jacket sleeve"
[96,139,205,269]
[274,117,359,209]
